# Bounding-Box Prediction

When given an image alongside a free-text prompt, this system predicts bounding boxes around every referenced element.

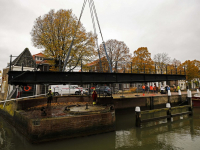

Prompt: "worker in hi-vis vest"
[92,89,97,105]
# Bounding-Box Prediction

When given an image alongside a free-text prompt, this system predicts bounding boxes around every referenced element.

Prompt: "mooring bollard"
[178,90,182,103]
[135,106,141,127]
[168,90,171,104]
[187,91,193,116]
[166,103,171,122]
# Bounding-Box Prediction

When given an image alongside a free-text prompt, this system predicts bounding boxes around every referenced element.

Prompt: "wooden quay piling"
[135,90,193,127]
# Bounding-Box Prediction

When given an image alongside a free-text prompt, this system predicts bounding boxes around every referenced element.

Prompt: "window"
[36,57,43,61]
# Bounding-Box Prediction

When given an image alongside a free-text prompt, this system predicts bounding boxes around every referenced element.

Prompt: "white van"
[50,85,81,96]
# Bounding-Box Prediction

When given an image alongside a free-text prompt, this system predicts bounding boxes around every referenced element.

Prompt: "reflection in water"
[1,108,200,150]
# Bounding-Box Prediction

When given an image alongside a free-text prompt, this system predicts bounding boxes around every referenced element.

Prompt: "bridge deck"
[8,71,186,85]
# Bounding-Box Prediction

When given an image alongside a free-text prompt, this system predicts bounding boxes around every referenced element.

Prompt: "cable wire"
[88,0,103,72]
[62,0,87,72]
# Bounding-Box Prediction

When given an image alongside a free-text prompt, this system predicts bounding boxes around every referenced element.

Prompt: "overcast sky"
[0,0,200,70]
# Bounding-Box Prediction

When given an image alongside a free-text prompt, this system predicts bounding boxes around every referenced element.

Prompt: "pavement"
[111,91,197,98]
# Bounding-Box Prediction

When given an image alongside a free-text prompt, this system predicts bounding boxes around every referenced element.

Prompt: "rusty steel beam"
[8,71,186,85]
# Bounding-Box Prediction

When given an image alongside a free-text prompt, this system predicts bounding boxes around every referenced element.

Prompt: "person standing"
[47,89,53,105]
[150,85,153,93]
[167,85,170,94]
[177,85,180,91]
[92,89,97,105]
[153,85,156,94]
[142,85,145,94]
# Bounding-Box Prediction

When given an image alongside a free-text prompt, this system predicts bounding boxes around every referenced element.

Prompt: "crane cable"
[90,0,112,72]
[62,0,112,72]
[62,0,87,72]
[88,0,103,72]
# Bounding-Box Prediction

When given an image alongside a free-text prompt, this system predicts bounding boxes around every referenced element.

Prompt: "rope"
[62,0,87,72]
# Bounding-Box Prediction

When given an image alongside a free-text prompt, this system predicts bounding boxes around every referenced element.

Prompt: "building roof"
[32,52,45,58]
[10,48,35,68]
[32,52,49,64]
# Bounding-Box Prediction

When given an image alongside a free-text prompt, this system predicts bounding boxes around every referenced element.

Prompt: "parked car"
[50,85,81,96]
[96,86,111,96]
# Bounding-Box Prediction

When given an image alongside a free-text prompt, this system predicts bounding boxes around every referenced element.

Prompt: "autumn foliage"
[132,47,154,73]
[31,9,96,71]
[182,60,200,81]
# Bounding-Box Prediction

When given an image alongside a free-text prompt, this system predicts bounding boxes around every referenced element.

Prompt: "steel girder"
[8,71,186,85]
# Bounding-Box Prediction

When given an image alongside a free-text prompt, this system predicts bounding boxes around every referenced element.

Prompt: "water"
[1,108,200,150]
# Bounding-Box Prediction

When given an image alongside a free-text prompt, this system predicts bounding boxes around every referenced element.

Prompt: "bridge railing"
[64,59,186,75]
[8,54,186,75]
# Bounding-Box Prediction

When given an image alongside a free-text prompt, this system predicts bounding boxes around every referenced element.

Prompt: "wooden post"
[166,103,171,122]
[168,90,171,104]
[188,90,193,116]
[135,106,141,127]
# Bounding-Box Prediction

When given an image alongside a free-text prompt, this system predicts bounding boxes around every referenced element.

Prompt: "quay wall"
[28,111,115,143]
[97,94,187,109]
[0,98,115,143]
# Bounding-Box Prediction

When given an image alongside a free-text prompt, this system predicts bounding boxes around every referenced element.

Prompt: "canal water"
[1,108,200,150]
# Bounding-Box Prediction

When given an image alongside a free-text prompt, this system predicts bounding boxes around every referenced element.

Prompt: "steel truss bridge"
[8,71,186,85]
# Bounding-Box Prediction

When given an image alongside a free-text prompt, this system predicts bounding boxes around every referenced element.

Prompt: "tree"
[98,39,131,72]
[182,60,200,81]
[132,47,154,73]
[153,53,170,73]
[170,58,182,74]
[31,9,96,71]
